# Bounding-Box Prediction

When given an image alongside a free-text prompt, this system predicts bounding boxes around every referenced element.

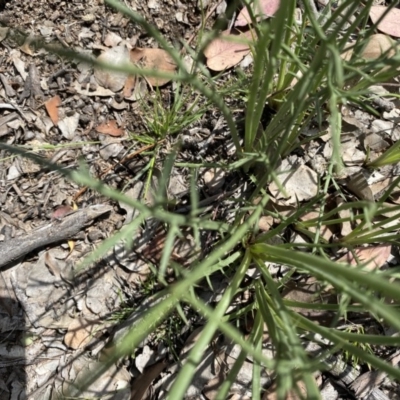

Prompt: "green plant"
[342,324,374,369]
[141,83,206,138]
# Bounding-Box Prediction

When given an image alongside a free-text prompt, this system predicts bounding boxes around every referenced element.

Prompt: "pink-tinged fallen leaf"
[235,0,280,27]
[337,245,391,270]
[44,95,62,125]
[370,6,400,38]
[204,29,253,71]
[52,205,73,220]
[130,48,177,87]
[95,120,124,137]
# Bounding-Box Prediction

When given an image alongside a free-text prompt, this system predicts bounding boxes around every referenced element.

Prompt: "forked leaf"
[204,29,253,71]
[235,0,281,27]
[370,6,400,38]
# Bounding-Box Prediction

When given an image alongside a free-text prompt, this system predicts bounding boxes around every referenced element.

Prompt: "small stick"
[0,205,112,268]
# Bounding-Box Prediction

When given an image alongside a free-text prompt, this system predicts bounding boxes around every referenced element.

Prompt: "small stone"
[203,168,225,194]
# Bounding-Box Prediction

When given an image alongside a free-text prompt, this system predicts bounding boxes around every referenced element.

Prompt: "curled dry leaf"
[370,6,400,38]
[130,47,177,87]
[10,49,27,80]
[235,0,281,27]
[95,120,124,137]
[44,95,62,125]
[204,29,253,71]
[351,370,386,399]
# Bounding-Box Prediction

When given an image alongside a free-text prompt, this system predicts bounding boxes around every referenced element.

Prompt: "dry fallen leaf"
[0,27,9,42]
[64,317,96,349]
[258,215,274,232]
[94,45,130,92]
[268,160,319,204]
[346,171,374,202]
[282,276,336,325]
[44,95,62,125]
[130,47,177,86]
[95,120,124,137]
[341,43,354,61]
[299,210,334,242]
[10,50,27,80]
[361,33,396,60]
[204,29,253,71]
[123,74,136,98]
[337,245,391,270]
[351,370,386,399]
[264,379,309,400]
[370,6,400,38]
[131,360,168,400]
[362,131,390,152]
[64,358,130,399]
[103,31,122,47]
[58,113,80,140]
[342,33,396,61]
[19,34,35,55]
[235,0,281,27]
[336,197,353,237]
